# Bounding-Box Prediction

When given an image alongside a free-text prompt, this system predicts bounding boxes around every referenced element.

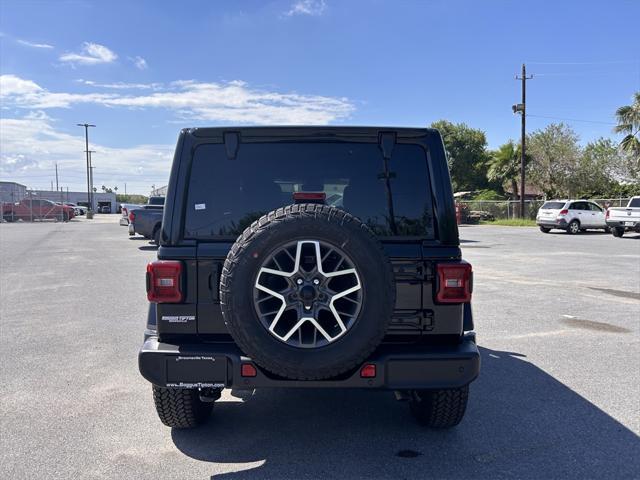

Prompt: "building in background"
[31,190,117,213]
[150,185,167,197]
[0,181,27,203]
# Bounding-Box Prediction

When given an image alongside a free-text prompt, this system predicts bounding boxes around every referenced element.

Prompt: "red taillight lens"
[360,364,376,378]
[558,209,568,216]
[146,260,183,303]
[605,209,610,219]
[436,262,472,303]
[129,211,135,222]
[293,192,326,202]
[241,364,257,377]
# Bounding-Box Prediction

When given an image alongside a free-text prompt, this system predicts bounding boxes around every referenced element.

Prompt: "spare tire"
[220,203,395,380]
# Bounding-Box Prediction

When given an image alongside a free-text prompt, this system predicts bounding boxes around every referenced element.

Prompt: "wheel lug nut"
[296,278,303,285]
[313,279,320,285]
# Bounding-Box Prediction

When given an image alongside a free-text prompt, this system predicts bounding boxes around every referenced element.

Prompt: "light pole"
[77,123,95,215]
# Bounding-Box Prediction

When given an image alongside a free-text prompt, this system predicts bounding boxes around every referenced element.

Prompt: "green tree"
[614,92,640,157]
[573,138,618,197]
[430,120,491,192]
[527,123,580,198]
[487,140,524,200]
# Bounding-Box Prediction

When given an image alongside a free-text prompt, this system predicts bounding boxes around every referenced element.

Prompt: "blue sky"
[1,0,638,194]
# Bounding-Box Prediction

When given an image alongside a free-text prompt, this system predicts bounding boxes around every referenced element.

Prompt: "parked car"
[536,200,608,234]
[99,205,111,213]
[64,202,85,216]
[129,207,164,242]
[2,199,75,222]
[139,126,479,429]
[120,203,142,226]
[606,196,640,237]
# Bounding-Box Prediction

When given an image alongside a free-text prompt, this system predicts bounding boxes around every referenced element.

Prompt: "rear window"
[148,196,165,206]
[541,201,565,210]
[184,141,434,240]
[629,198,640,208]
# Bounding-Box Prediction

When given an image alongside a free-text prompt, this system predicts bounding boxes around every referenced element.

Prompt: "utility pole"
[77,123,96,215]
[88,150,96,210]
[55,163,59,192]
[513,64,533,218]
[124,182,127,196]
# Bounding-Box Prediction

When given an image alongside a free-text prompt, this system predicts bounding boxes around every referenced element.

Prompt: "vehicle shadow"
[129,236,148,241]
[171,347,640,479]
[138,245,158,251]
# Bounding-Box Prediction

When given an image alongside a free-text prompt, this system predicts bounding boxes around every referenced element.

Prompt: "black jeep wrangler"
[139,127,479,429]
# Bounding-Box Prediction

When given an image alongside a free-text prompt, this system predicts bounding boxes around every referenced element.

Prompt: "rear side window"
[541,201,565,210]
[184,142,434,240]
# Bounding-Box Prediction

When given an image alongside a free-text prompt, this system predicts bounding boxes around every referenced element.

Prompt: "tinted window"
[541,201,565,210]
[629,198,640,208]
[569,202,585,210]
[184,142,434,240]
[588,202,603,212]
[148,196,165,206]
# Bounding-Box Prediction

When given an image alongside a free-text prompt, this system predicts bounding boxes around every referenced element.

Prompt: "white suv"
[536,200,609,234]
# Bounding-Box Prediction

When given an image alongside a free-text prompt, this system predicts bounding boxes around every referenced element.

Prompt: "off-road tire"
[539,226,551,233]
[567,220,580,235]
[409,386,469,428]
[152,385,212,428]
[153,226,161,245]
[612,227,624,238]
[220,203,395,381]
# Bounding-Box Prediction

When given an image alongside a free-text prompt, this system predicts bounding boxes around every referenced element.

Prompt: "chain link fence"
[457,198,631,222]
[1,198,72,223]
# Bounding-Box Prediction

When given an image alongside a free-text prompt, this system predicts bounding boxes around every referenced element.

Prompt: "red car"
[2,199,75,222]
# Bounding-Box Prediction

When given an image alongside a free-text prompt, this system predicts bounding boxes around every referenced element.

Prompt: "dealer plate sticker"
[195,203,206,210]
[162,315,195,323]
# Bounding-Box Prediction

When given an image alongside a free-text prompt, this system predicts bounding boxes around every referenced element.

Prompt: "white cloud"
[75,79,162,90]
[130,56,148,70]
[0,112,173,193]
[285,0,327,17]
[2,75,354,124]
[0,74,43,96]
[16,39,54,49]
[59,42,117,65]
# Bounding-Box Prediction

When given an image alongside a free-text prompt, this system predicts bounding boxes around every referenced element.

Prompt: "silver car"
[536,200,609,234]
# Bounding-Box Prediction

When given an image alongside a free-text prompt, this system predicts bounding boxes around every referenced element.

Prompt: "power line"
[527,60,639,65]
[526,114,616,125]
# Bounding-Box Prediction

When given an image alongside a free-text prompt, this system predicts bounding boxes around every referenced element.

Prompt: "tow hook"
[199,387,222,403]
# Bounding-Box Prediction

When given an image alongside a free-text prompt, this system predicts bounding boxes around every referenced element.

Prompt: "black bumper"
[537,219,567,229]
[139,333,480,390]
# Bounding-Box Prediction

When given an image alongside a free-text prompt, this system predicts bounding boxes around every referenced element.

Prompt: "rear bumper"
[139,333,480,390]
[606,219,639,229]
[537,219,567,229]
[119,217,129,226]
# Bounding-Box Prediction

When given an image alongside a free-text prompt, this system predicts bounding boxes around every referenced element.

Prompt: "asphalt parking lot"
[1,217,638,479]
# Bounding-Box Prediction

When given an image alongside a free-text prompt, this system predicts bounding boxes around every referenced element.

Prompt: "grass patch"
[480,218,537,227]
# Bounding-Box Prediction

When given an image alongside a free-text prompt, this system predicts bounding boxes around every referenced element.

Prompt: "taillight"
[129,211,135,222]
[436,262,472,303]
[293,192,326,203]
[605,209,610,220]
[146,260,183,303]
[558,209,568,216]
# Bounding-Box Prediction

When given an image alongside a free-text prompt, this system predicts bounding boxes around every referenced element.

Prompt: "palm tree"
[487,141,520,200]
[614,92,640,157]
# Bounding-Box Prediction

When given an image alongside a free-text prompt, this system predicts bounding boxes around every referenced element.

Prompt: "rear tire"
[153,227,161,245]
[152,385,213,428]
[539,226,551,233]
[612,227,624,238]
[409,386,469,428]
[567,220,580,234]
